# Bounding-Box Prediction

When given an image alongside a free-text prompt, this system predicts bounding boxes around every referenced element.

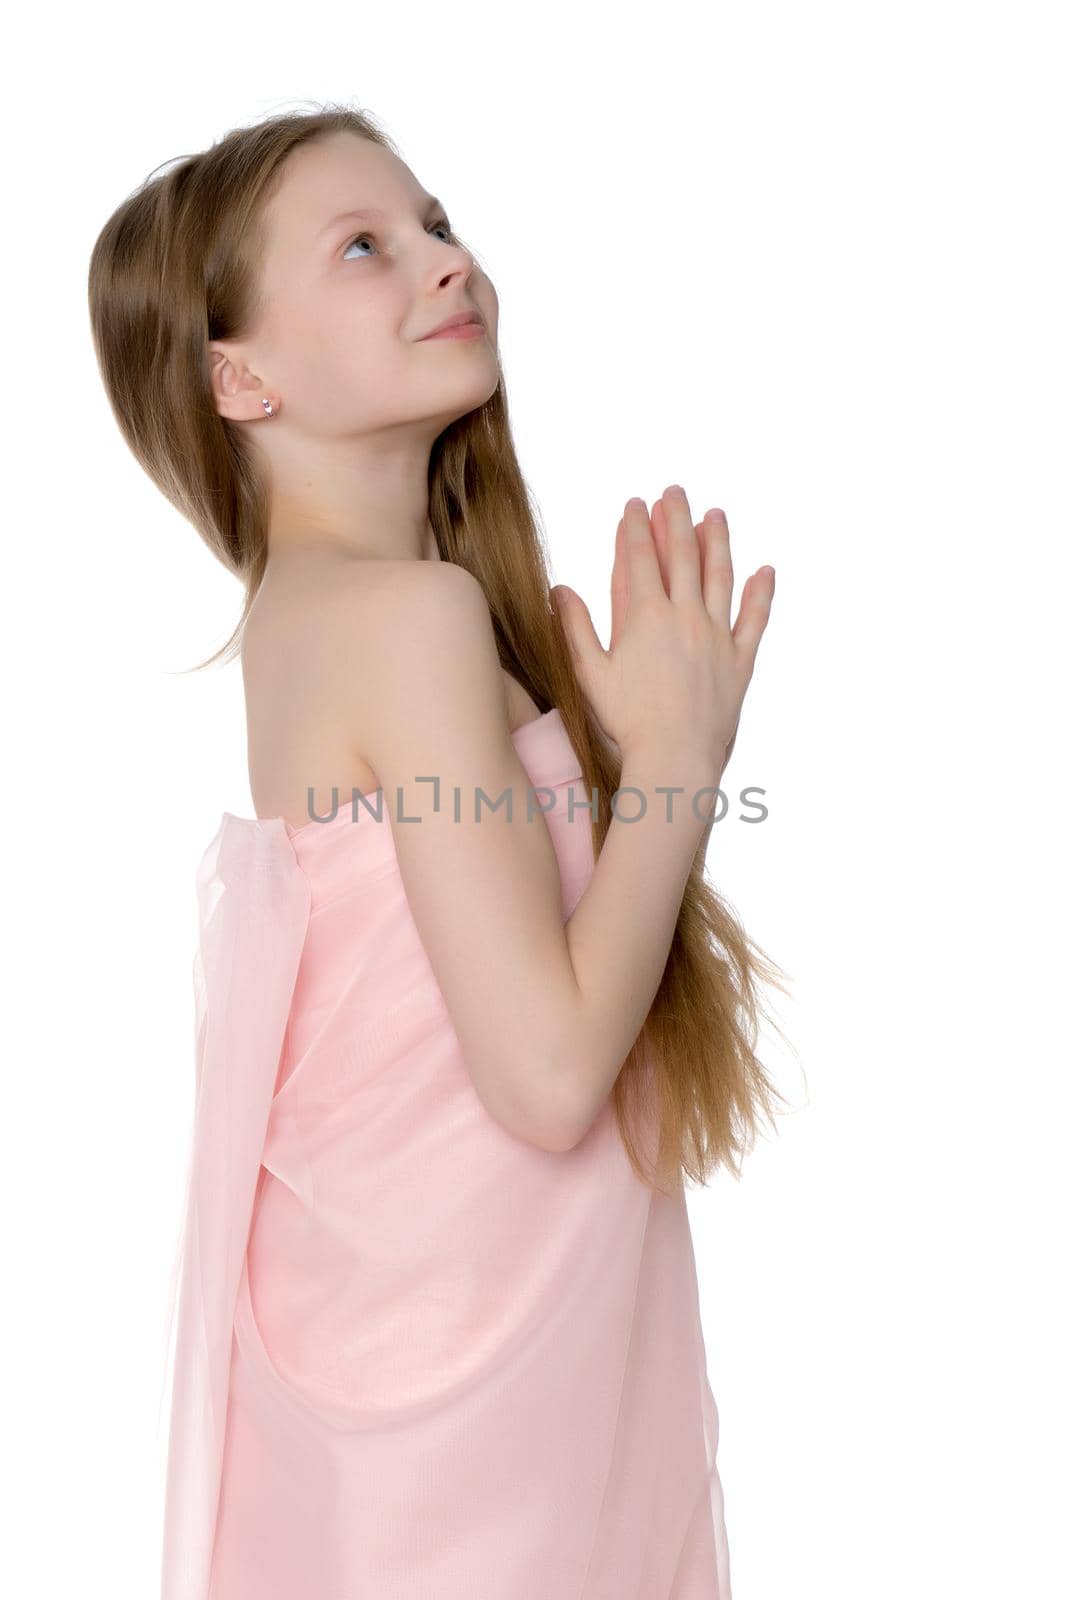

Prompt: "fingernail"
[707,508,727,524]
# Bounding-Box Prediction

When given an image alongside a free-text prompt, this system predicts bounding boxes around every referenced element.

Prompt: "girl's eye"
[343,218,456,260]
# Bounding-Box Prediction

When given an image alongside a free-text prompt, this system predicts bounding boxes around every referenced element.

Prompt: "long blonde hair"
[88,100,794,1194]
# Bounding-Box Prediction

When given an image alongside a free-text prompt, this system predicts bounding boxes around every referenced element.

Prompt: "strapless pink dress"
[160,708,731,1599]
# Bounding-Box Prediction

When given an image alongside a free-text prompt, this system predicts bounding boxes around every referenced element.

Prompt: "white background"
[4,2,1064,1595]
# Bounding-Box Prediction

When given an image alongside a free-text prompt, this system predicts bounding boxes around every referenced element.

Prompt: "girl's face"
[243,131,500,439]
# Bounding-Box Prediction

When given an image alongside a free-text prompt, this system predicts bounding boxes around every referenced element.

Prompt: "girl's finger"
[732,567,775,665]
[662,486,704,607]
[623,498,668,602]
[648,497,671,592]
[609,518,630,652]
[701,509,734,629]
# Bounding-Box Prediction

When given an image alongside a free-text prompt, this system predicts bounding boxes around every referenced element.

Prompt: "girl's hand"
[550,486,774,779]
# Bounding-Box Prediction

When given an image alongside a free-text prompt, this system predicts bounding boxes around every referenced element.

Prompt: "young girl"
[89,103,784,1600]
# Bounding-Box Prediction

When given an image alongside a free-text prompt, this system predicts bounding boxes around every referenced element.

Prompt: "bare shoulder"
[241,556,540,825]
[314,558,508,747]
[239,558,485,813]
[344,555,485,620]
[312,557,489,658]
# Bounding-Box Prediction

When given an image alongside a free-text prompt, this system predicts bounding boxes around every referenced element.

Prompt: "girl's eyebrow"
[317,195,445,240]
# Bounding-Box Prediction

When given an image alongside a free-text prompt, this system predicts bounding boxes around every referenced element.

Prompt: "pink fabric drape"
[158,710,731,1597]
[160,817,311,1600]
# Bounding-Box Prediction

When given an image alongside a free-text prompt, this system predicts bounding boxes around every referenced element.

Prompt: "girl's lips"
[421,322,486,340]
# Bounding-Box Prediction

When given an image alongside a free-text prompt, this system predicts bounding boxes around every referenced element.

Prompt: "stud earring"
[261,397,276,417]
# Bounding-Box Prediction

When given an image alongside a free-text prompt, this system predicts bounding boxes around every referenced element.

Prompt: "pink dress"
[161,707,731,1599]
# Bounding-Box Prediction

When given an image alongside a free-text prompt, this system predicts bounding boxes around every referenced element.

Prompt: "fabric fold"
[160,817,311,1600]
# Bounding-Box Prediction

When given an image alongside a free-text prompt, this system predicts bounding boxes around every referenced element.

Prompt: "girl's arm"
[330,559,720,1155]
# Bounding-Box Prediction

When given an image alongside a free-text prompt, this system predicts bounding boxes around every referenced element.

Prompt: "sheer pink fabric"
[160,709,731,1598]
